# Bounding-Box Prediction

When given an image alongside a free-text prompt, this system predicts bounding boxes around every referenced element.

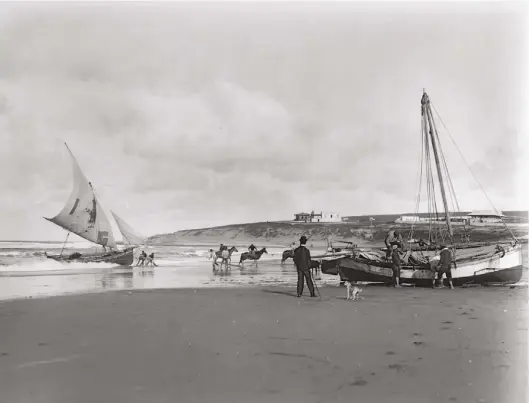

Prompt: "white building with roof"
[467,210,504,224]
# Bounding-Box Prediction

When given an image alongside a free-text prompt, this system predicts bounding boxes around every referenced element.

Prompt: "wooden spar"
[59,232,70,257]
[422,90,454,244]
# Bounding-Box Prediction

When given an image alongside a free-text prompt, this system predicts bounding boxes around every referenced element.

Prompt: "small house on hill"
[293,210,341,223]
[294,212,312,222]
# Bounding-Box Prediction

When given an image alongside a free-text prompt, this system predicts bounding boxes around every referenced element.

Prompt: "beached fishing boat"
[111,211,146,247]
[322,90,524,286]
[44,143,134,265]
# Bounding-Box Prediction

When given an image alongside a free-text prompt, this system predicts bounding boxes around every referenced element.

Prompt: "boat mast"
[421,90,454,244]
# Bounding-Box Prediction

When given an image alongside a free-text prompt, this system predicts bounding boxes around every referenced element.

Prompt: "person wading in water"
[293,236,316,298]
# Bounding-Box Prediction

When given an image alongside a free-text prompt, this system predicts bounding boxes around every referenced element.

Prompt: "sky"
[0,1,527,241]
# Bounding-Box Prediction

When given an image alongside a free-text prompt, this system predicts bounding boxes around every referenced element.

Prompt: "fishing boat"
[111,211,146,248]
[322,90,524,286]
[44,143,135,265]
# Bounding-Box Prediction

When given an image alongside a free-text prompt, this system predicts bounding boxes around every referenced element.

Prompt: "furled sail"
[45,143,117,249]
[111,211,146,246]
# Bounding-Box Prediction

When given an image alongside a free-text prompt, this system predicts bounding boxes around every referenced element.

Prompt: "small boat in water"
[44,143,135,265]
[322,90,524,286]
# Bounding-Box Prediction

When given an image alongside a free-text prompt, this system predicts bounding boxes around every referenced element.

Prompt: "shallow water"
[0,240,526,301]
[0,241,339,300]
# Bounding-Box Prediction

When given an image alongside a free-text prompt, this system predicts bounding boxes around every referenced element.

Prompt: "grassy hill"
[147,219,528,247]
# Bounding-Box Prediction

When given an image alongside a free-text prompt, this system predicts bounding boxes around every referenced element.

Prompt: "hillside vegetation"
[148,221,527,247]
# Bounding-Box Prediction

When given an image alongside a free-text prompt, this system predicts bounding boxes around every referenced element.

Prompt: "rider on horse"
[248,244,257,259]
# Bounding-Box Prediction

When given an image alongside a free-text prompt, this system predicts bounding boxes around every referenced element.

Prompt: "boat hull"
[46,248,135,266]
[334,244,525,287]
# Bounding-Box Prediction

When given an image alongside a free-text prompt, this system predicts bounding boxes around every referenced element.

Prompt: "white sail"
[111,211,146,246]
[45,143,117,249]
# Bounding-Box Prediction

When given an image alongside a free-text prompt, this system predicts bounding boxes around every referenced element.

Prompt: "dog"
[346,281,363,300]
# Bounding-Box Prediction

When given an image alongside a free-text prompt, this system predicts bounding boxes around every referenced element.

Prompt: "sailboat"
[44,143,135,265]
[111,211,146,247]
[322,90,524,286]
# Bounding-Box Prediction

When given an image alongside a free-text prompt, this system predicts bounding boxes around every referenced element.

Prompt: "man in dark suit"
[293,235,316,297]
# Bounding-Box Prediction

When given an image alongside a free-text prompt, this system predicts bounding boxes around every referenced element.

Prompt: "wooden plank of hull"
[337,245,525,286]
[46,249,134,266]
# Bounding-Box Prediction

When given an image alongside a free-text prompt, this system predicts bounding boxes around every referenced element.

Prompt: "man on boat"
[248,244,257,259]
[293,236,316,298]
[433,245,454,289]
[391,245,402,288]
[385,229,403,260]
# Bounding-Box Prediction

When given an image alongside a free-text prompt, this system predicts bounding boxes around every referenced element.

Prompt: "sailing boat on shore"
[111,211,146,247]
[322,90,524,286]
[44,143,134,265]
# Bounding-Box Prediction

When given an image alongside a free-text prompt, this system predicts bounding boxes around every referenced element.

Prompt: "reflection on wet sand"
[96,269,152,290]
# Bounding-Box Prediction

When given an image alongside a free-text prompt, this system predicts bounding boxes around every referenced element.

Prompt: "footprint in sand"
[413,341,425,346]
[440,326,452,330]
[1,352,8,356]
[443,321,454,324]
[412,332,422,337]
[388,363,408,372]
[37,342,48,347]
[385,351,396,355]
[349,377,368,386]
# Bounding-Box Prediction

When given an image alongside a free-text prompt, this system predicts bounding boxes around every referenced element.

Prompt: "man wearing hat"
[293,235,316,297]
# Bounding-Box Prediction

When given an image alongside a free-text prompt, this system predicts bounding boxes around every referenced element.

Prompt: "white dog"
[346,281,363,300]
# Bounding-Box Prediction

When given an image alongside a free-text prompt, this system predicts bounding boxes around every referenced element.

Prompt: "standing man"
[385,229,403,259]
[293,235,316,298]
[391,244,402,287]
[433,245,455,289]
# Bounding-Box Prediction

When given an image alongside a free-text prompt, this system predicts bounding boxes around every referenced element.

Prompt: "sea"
[0,240,527,301]
[0,241,340,301]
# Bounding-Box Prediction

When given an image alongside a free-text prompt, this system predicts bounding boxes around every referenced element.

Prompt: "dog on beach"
[346,281,363,300]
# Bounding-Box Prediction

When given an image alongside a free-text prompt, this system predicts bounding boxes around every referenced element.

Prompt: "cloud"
[0,2,527,240]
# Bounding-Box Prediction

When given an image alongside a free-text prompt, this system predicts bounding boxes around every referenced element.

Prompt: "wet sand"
[1,285,527,403]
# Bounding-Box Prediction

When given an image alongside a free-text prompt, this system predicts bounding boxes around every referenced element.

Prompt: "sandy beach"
[1,285,526,403]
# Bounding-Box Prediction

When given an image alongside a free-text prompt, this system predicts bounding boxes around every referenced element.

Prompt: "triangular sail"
[111,211,146,246]
[45,143,117,249]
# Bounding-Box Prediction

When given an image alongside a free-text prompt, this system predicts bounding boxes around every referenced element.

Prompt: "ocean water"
[0,241,339,301]
[0,241,526,301]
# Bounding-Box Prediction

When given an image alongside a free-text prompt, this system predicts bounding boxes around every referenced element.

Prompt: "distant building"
[293,210,341,223]
[395,215,470,225]
[467,210,504,224]
[294,212,312,222]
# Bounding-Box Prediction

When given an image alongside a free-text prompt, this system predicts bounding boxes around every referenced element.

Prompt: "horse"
[239,247,268,267]
[212,246,238,271]
[281,249,295,263]
[310,259,321,279]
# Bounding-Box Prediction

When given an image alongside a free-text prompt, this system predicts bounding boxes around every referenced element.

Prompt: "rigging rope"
[430,102,518,243]
[410,118,426,242]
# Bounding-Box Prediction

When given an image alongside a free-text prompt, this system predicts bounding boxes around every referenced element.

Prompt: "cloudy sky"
[0,1,527,241]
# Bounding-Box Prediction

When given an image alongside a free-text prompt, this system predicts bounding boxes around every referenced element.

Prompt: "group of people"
[385,229,454,290]
[135,251,158,267]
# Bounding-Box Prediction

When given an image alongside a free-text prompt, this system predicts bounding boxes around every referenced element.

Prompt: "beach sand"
[1,285,527,403]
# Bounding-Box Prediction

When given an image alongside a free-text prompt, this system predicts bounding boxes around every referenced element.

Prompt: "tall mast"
[421,90,454,244]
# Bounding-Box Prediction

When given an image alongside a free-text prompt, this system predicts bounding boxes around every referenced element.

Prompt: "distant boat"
[44,143,134,265]
[322,91,524,286]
